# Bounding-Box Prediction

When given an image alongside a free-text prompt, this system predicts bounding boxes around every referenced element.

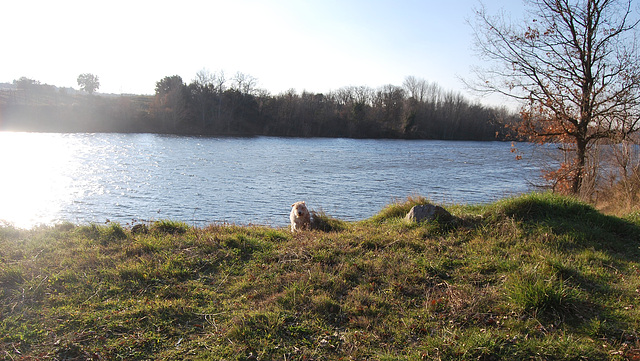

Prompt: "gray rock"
[405,204,452,223]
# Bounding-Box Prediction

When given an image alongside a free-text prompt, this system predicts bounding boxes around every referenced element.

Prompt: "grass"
[595,164,640,216]
[1,192,639,360]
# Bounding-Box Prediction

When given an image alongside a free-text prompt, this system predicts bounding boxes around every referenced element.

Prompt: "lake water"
[0,133,545,229]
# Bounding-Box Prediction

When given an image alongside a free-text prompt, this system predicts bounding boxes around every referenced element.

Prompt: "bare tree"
[232,72,258,95]
[470,0,640,194]
[193,68,214,88]
[214,70,226,94]
[403,76,429,103]
[191,69,215,127]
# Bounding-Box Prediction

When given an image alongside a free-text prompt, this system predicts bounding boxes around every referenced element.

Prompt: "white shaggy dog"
[290,201,311,232]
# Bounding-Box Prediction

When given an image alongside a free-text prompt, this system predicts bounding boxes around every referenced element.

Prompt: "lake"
[0,133,545,229]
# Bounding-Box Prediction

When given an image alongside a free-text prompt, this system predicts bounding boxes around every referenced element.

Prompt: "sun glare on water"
[0,132,77,229]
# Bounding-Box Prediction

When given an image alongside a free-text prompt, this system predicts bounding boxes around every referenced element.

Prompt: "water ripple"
[0,133,548,228]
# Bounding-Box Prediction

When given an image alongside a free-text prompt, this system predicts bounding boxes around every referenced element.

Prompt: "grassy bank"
[1,193,639,360]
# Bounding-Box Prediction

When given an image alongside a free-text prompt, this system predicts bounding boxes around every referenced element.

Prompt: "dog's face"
[291,201,309,218]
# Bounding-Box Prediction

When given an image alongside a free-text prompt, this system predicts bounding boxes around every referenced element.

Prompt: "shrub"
[311,210,347,232]
[151,220,189,235]
[104,223,128,243]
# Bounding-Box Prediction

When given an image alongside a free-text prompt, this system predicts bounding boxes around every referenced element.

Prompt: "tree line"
[0,73,516,140]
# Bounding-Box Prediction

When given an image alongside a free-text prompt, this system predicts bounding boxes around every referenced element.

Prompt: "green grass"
[1,193,640,360]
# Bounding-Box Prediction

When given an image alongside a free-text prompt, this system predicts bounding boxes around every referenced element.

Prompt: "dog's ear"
[291,203,295,207]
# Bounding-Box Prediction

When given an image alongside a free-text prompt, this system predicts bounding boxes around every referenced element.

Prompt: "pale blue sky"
[2,0,525,105]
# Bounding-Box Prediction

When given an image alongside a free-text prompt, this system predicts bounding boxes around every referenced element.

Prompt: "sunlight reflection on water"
[0,133,545,229]
[0,133,79,228]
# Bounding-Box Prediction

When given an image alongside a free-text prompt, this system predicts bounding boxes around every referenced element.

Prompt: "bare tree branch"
[469,0,640,194]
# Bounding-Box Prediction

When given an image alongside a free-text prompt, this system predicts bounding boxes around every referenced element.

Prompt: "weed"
[151,220,189,234]
[131,223,149,234]
[506,272,577,319]
[104,222,127,243]
[75,222,127,245]
[625,210,640,225]
[0,266,24,288]
[76,223,102,241]
[311,210,348,232]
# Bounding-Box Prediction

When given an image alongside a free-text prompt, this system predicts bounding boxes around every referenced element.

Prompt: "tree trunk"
[573,137,588,194]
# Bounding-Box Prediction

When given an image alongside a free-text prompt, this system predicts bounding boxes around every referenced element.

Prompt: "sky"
[2,0,526,106]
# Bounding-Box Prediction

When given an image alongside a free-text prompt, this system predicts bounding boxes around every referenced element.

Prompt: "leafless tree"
[470,0,640,194]
[191,69,215,127]
[232,72,258,95]
[403,76,429,103]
